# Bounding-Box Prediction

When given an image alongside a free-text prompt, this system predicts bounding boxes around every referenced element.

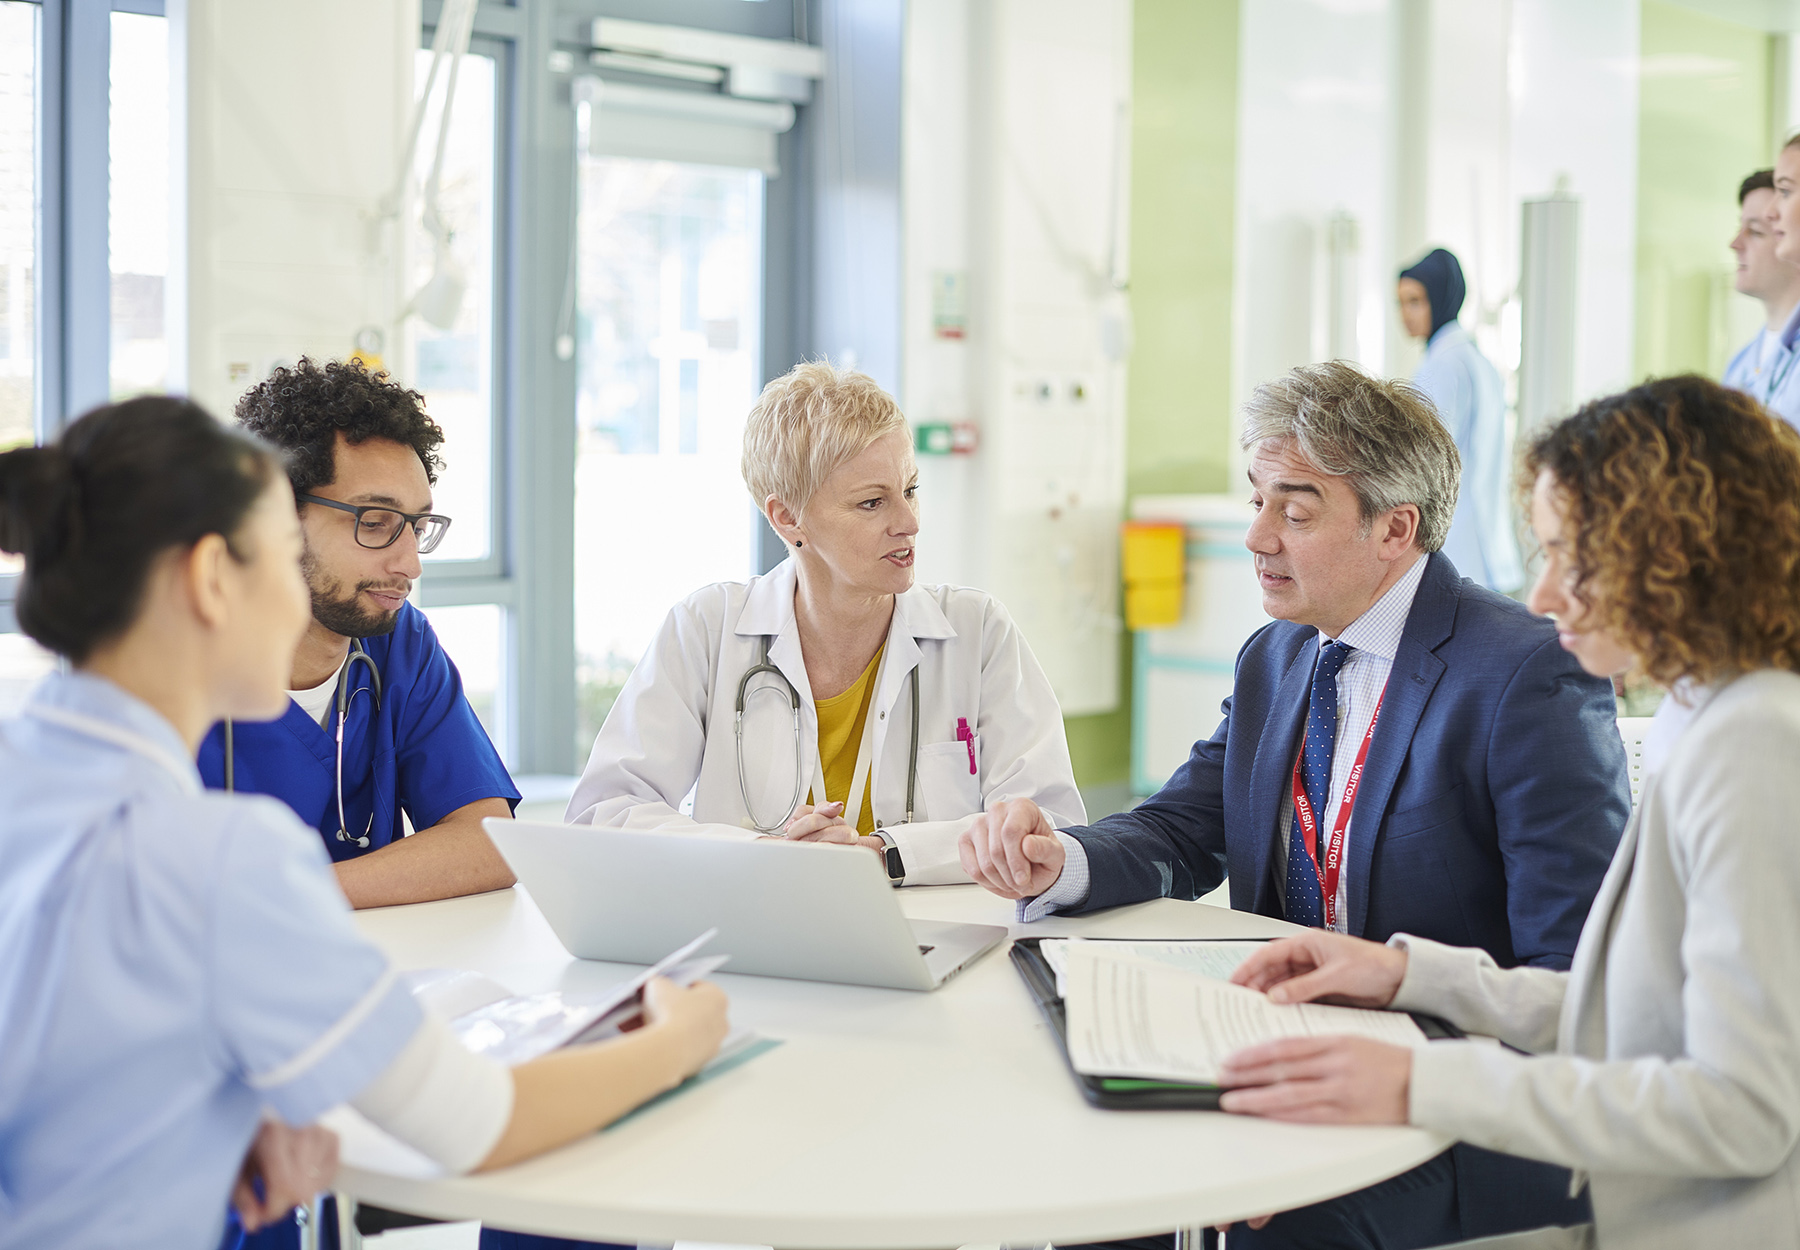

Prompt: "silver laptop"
[484,819,1008,991]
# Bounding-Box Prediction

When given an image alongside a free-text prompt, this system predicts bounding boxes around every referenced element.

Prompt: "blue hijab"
[1399,248,1466,339]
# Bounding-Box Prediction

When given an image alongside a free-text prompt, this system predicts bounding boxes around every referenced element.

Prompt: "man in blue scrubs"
[199,360,583,1250]
[198,358,519,910]
[1721,170,1800,406]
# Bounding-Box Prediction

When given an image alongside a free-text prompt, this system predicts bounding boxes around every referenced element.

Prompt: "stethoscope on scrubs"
[735,636,920,835]
[222,639,384,848]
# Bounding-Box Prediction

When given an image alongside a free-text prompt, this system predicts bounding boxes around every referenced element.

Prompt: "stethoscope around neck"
[734,636,920,835]
[223,639,384,848]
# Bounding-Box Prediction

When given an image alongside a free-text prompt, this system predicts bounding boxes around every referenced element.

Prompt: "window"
[0,1,34,586]
[108,9,168,399]
[423,601,506,753]
[407,22,514,763]
[410,44,498,567]
[572,151,764,753]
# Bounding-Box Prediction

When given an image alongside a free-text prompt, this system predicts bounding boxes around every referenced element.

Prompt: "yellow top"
[808,645,883,835]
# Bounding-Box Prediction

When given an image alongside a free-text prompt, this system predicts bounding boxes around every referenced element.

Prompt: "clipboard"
[1010,936,1463,1111]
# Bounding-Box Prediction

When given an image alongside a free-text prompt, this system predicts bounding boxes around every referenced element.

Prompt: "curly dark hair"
[1522,375,1800,687]
[235,357,444,497]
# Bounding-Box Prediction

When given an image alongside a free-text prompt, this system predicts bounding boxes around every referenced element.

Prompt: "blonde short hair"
[741,361,907,516]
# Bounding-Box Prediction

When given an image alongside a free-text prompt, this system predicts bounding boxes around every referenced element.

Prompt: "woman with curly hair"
[1206,375,1800,1248]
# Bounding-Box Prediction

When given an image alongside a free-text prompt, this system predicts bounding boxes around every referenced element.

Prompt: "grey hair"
[1239,360,1461,552]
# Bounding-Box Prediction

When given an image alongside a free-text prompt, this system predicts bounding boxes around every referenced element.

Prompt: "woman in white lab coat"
[567,362,1085,885]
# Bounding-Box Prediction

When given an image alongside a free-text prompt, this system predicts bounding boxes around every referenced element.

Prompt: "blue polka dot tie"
[1285,639,1353,928]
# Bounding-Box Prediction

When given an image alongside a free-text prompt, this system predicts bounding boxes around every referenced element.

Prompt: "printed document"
[1039,937,1269,996]
[1061,941,1426,1085]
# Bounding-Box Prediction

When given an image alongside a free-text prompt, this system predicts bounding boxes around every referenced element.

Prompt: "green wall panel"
[1634,0,1772,381]
[1063,0,1239,790]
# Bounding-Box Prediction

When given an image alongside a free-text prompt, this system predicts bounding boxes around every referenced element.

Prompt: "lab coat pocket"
[917,736,981,822]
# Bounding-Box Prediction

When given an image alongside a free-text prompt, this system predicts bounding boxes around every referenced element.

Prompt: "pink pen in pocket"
[956,717,976,775]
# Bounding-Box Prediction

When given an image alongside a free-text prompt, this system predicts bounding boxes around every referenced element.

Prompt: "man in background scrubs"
[197,357,519,909]
[1723,169,1800,403]
[1760,135,1800,429]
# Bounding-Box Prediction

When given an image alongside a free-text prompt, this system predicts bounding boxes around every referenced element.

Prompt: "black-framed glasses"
[298,494,453,554]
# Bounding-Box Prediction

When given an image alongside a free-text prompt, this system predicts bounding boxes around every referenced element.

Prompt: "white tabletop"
[341,884,1449,1247]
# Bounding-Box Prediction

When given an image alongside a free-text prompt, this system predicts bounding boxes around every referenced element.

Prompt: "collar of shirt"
[25,669,202,793]
[1320,552,1430,660]
[1777,299,1800,353]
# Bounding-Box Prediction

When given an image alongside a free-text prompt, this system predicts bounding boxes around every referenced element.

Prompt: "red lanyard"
[1290,689,1385,929]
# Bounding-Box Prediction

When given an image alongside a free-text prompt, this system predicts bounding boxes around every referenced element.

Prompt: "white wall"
[169,0,418,419]
[1509,0,1641,403]
[1229,0,1641,440]
[902,0,1131,717]
[1233,0,1394,409]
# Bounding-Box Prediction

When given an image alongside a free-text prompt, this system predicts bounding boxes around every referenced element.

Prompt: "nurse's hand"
[960,798,1063,898]
[642,976,732,1079]
[232,1119,340,1232]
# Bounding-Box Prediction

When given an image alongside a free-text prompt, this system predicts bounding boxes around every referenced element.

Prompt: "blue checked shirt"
[1024,555,1430,928]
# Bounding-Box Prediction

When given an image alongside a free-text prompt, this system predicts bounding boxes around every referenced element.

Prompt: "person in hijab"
[1398,248,1524,593]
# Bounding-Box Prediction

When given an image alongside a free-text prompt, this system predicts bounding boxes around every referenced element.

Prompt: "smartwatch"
[871,827,906,886]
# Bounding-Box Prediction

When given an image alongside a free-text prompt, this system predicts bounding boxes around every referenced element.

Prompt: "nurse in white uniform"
[568,361,1085,885]
[0,397,727,1249]
[1398,247,1525,594]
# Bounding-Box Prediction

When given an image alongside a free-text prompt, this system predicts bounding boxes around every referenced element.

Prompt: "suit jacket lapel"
[1245,640,1319,917]
[1343,637,1445,935]
[1344,553,1456,937]
[1559,807,1639,1054]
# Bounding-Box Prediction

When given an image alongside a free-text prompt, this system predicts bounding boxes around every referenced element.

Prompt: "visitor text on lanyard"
[1290,689,1385,930]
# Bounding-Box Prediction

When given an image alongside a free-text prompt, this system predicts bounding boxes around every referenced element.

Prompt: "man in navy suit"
[962,361,1630,1249]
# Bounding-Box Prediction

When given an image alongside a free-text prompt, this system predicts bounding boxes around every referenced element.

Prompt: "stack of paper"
[1039,937,1271,995]
[1059,940,1426,1086]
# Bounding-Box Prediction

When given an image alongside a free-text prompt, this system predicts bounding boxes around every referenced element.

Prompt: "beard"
[303,548,404,639]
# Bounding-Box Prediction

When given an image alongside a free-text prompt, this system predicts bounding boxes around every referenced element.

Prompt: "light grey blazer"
[1390,669,1800,1248]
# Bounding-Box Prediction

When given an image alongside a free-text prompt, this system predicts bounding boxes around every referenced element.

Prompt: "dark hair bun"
[7,397,282,663]
[0,444,77,559]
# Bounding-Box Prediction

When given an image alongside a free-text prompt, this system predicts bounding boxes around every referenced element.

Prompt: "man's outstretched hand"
[959,798,1065,899]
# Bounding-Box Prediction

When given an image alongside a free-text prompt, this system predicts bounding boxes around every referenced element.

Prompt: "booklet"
[404,928,730,1066]
[1060,940,1426,1087]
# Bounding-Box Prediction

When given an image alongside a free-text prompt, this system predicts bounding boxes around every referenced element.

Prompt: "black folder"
[1010,935,1462,1111]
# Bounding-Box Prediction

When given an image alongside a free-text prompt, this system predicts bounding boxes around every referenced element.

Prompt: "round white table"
[339,884,1449,1247]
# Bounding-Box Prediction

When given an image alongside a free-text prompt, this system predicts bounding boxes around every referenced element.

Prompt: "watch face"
[883,845,905,880]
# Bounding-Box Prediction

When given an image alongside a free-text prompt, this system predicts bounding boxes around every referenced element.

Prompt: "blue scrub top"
[1412,323,1525,594]
[0,672,421,1249]
[1724,301,1800,432]
[197,602,520,858]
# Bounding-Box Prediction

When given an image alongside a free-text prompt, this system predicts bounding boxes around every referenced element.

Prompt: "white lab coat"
[567,559,1086,884]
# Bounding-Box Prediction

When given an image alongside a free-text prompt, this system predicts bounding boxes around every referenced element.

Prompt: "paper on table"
[412,929,724,1067]
[1039,938,1269,996]
[1062,942,1426,1085]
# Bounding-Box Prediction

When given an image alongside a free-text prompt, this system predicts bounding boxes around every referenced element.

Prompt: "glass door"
[573,151,765,749]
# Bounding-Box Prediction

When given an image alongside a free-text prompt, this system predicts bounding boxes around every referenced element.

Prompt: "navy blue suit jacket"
[1061,554,1632,1238]
[1067,551,1630,964]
